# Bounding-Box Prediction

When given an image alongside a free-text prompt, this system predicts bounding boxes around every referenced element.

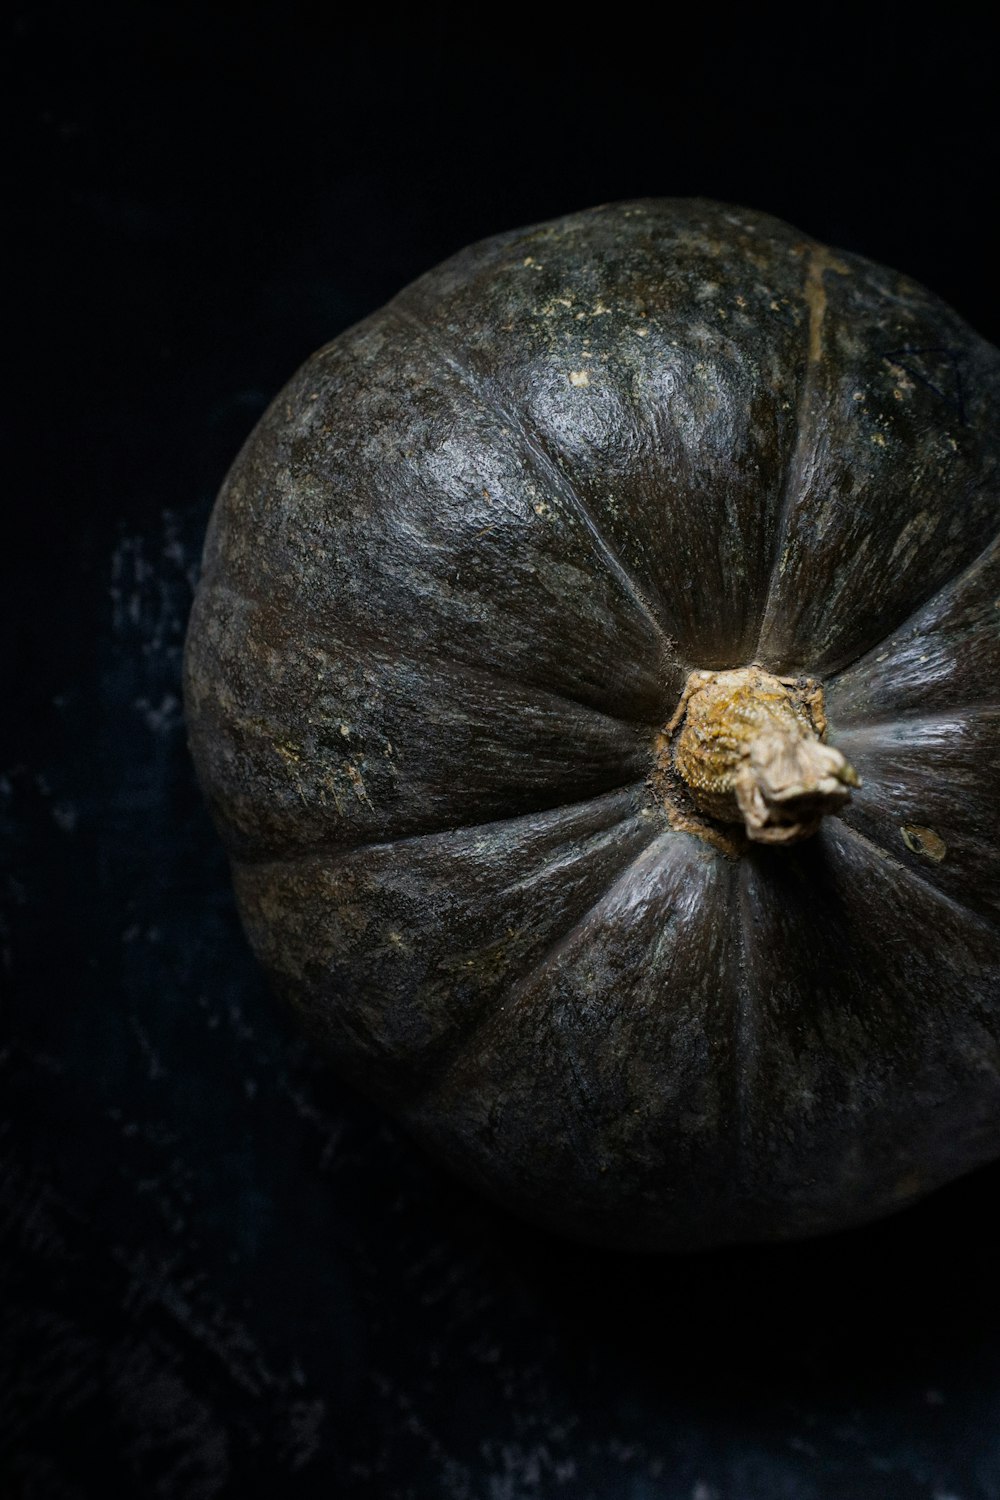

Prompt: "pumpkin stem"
[661,665,859,847]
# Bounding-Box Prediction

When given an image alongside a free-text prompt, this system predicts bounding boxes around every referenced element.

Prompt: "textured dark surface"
[185,201,1000,1250]
[8,5,1000,1495]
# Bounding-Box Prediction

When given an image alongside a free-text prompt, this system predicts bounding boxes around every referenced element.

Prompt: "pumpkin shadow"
[473,1161,1000,1410]
[440,824,1000,1412]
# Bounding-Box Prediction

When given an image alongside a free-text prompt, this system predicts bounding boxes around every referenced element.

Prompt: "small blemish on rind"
[900,824,947,862]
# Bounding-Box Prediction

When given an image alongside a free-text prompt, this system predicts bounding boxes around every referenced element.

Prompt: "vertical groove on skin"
[508,412,680,668]
[402,827,743,1248]
[233,786,664,1110]
[388,300,682,671]
[825,524,1000,697]
[505,828,678,1002]
[755,244,833,661]
[406,824,677,1112]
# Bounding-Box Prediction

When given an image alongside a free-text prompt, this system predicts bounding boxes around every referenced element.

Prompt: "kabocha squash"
[184,200,1000,1251]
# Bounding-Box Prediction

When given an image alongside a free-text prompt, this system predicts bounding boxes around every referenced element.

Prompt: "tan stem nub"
[668,666,859,847]
[733,726,859,844]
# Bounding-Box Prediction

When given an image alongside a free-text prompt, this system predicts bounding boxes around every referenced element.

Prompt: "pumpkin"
[183,199,1000,1251]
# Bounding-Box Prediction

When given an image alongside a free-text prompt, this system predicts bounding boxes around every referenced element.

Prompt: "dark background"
[5,7,1000,1496]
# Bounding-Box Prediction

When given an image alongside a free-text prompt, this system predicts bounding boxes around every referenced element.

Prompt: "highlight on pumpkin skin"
[655,665,860,849]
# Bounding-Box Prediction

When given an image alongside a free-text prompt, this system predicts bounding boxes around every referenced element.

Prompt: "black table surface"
[5,10,1000,1497]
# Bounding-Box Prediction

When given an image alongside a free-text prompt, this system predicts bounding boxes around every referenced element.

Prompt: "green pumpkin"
[183,200,1000,1250]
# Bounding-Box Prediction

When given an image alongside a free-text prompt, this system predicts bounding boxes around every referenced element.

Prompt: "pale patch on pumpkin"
[884,362,917,395]
[346,762,374,809]
[890,509,937,567]
[900,824,948,862]
[272,741,309,805]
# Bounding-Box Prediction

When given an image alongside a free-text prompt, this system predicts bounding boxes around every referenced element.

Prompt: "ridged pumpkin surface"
[184,200,1000,1249]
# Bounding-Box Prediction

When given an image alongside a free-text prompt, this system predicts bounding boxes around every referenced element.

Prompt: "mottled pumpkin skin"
[183,200,1000,1250]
